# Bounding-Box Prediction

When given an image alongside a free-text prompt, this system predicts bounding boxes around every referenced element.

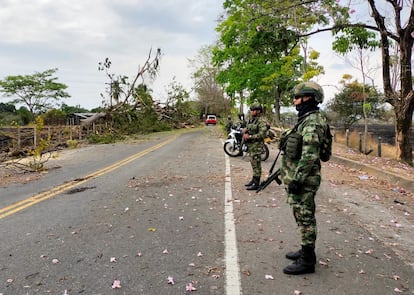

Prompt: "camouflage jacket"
[280,111,328,187]
[245,116,267,146]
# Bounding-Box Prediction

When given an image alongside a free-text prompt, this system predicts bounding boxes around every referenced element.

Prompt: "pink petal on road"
[167,276,175,285]
[186,282,197,292]
[112,279,121,289]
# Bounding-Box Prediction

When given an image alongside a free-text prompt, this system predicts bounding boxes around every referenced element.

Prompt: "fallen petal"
[110,257,117,263]
[163,249,169,254]
[167,276,175,285]
[265,274,274,280]
[112,279,121,289]
[294,290,302,295]
[394,288,403,293]
[52,259,60,264]
[197,252,203,257]
[186,282,197,291]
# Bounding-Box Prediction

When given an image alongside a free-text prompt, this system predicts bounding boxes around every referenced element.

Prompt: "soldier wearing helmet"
[243,102,267,190]
[279,81,329,275]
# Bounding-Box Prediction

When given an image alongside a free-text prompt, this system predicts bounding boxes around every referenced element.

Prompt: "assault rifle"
[257,119,304,193]
[256,148,283,193]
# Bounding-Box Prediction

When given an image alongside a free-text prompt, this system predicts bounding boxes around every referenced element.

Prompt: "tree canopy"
[0,68,70,121]
[327,79,385,129]
[213,0,414,164]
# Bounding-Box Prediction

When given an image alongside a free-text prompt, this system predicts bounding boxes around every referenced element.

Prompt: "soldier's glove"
[288,180,303,194]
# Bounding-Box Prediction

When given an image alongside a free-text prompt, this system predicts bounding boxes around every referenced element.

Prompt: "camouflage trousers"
[248,143,263,177]
[287,188,318,247]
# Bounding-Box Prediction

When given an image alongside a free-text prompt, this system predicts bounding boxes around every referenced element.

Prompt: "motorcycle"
[223,124,270,161]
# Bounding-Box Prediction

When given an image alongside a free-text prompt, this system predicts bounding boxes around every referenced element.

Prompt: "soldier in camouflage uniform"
[243,103,268,190]
[279,82,329,275]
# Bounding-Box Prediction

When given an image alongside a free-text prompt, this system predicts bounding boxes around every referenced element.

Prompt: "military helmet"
[249,102,263,111]
[294,81,324,103]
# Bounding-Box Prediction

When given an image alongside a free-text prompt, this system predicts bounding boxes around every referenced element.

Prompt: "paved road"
[0,127,413,294]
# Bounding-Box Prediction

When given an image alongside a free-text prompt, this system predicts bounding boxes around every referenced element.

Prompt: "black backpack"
[320,124,333,162]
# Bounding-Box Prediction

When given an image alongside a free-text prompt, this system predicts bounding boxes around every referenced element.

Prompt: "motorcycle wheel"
[261,144,270,161]
[224,142,243,157]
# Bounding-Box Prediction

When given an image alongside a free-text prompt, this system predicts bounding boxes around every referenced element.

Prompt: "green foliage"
[27,117,51,171]
[333,26,380,54]
[0,103,31,126]
[16,107,32,125]
[0,68,70,121]
[41,109,67,125]
[109,104,171,135]
[213,0,331,121]
[66,139,79,149]
[326,80,386,129]
[87,133,123,144]
[60,103,89,114]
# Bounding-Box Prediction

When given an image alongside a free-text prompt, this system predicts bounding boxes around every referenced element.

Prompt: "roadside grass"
[334,130,397,159]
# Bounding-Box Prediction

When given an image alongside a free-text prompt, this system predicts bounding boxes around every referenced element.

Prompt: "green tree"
[333,26,380,153]
[60,103,89,114]
[213,0,328,124]
[165,78,192,123]
[189,46,228,117]
[98,48,161,109]
[327,78,385,130]
[215,0,414,164]
[0,68,70,121]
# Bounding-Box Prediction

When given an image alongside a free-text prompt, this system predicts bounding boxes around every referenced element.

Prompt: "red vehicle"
[205,115,217,125]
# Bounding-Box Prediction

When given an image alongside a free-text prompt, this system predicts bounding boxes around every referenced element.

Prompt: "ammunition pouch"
[285,133,302,160]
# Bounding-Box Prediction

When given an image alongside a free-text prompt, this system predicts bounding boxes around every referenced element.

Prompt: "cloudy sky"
[0,0,382,110]
[0,0,224,110]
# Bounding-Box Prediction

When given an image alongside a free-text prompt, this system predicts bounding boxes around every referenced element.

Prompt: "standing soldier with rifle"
[279,82,329,275]
[243,102,268,190]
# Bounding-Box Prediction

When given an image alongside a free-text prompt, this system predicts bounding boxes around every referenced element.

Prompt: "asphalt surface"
[0,126,413,295]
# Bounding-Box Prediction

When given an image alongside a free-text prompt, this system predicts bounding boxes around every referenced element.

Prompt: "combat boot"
[285,249,302,261]
[283,246,316,275]
[244,177,254,187]
[246,176,260,190]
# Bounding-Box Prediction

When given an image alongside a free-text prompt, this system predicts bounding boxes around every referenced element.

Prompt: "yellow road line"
[0,136,177,220]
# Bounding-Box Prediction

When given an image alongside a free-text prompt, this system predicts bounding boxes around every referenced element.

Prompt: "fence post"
[33,125,37,148]
[17,127,21,148]
[346,129,349,147]
[378,137,382,157]
[358,132,362,153]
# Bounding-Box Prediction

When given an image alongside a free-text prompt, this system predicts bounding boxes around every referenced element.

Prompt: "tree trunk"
[394,91,414,164]
[273,87,281,125]
[367,0,414,165]
[395,28,414,165]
